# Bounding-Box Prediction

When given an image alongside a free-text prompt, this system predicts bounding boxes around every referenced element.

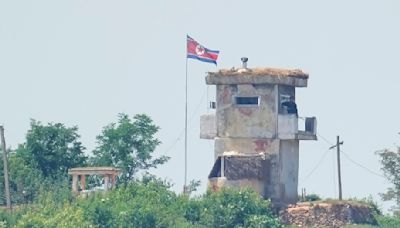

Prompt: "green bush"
[0,208,26,227]
[199,188,282,228]
[299,193,322,202]
[375,215,400,228]
[16,203,92,227]
[77,180,192,227]
[0,178,282,228]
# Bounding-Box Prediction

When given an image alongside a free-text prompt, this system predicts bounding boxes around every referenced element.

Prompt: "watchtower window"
[235,97,259,106]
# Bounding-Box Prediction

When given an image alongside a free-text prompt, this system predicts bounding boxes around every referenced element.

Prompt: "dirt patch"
[279,201,377,227]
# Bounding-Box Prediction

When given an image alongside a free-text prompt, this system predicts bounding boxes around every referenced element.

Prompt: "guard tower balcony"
[277,114,317,140]
[200,113,317,140]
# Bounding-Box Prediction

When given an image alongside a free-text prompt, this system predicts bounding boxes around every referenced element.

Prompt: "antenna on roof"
[241,57,248,68]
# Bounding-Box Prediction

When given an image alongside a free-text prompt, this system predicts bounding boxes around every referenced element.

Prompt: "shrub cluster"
[0,178,282,228]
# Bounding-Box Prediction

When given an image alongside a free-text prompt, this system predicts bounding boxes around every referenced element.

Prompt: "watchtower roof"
[206,67,309,87]
[68,167,121,175]
[211,67,308,78]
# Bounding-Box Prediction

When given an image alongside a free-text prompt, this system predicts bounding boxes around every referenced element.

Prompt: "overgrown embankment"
[0,180,283,227]
[280,200,377,227]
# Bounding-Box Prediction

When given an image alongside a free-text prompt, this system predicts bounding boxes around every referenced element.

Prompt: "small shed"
[68,167,121,193]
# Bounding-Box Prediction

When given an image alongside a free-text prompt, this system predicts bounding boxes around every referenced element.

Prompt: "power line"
[318,133,335,147]
[300,148,331,184]
[317,132,386,181]
[161,89,208,156]
[341,150,386,179]
[298,117,335,146]
[298,117,336,185]
[297,119,389,196]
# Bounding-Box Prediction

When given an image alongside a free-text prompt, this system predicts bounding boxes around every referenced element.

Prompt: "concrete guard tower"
[200,58,317,205]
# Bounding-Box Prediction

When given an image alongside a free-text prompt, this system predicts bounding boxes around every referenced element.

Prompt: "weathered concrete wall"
[216,84,276,138]
[279,140,299,204]
[200,114,216,139]
[264,153,281,202]
[278,114,298,139]
[214,138,279,159]
[208,82,301,205]
[208,177,267,197]
[203,67,314,206]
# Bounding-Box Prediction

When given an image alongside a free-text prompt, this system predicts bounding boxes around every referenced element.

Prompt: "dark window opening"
[235,97,259,106]
[208,157,222,178]
[208,156,271,181]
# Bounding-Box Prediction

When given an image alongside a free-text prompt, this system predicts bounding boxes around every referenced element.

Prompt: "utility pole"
[329,135,344,200]
[0,126,11,209]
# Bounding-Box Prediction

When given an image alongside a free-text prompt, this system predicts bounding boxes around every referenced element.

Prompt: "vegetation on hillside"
[0,114,282,227]
[0,113,168,204]
[1,115,400,227]
[374,144,400,227]
[377,146,400,213]
[91,113,169,183]
[0,177,282,227]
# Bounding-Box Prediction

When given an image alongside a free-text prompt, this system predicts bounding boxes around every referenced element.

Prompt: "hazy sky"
[1,0,399,209]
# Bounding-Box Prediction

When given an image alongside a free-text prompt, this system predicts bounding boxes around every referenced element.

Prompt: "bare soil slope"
[279,201,377,227]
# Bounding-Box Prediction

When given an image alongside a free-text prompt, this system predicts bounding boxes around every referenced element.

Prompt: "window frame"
[234,96,260,107]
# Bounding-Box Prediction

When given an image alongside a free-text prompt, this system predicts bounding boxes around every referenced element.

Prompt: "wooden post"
[111,174,116,189]
[221,156,225,177]
[104,175,110,191]
[0,126,11,209]
[72,175,78,192]
[329,136,344,200]
[336,136,343,200]
[81,175,86,191]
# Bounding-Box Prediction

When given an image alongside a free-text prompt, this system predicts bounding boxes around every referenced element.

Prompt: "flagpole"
[184,35,219,194]
[184,55,188,194]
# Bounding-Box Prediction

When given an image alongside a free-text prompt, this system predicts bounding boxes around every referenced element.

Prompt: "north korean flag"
[187,35,219,65]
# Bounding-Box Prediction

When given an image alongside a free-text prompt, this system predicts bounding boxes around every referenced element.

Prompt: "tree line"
[0,113,283,227]
[1,113,400,227]
[0,113,169,204]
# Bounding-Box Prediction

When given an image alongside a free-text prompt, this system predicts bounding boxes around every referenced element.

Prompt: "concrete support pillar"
[111,174,116,189]
[81,175,86,191]
[104,175,110,191]
[221,156,225,177]
[72,175,78,193]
